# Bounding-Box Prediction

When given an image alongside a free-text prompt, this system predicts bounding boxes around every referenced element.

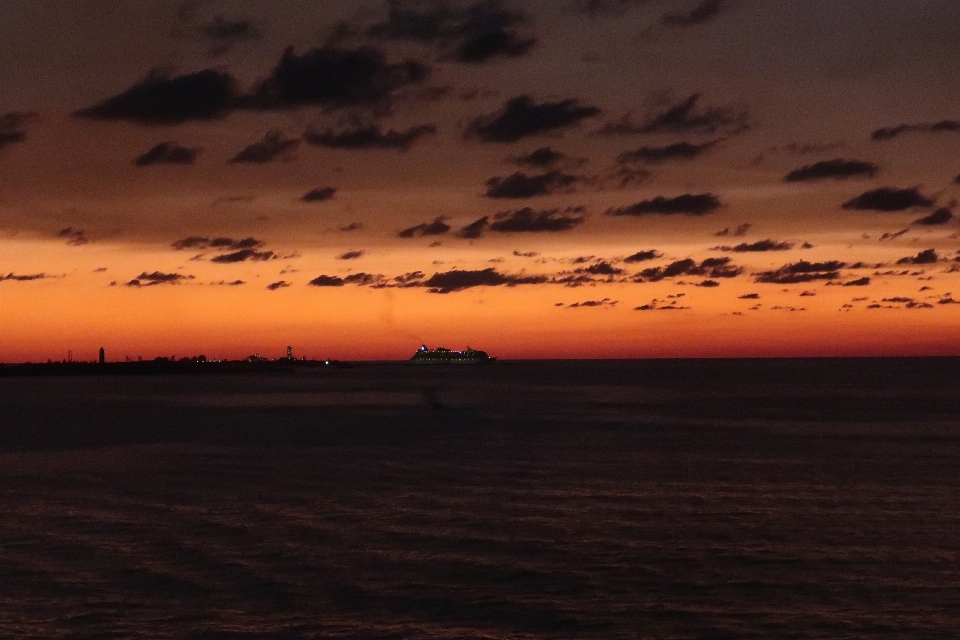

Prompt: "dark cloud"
[713,239,794,252]
[623,249,662,263]
[340,222,363,231]
[484,171,579,198]
[459,216,489,238]
[308,275,346,287]
[363,0,535,64]
[913,208,953,226]
[617,139,720,164]
[210,249,276,263]
[639,256,741,281]
[955,174,960,185]
[661,0,725,27]
[513,250,539,257]
[211,279,245,286]
[713,223,751,237]
[583,166,652,190]
[393,271,426,285]
[755,260,845,284]
[1,272,49,282]
[125,271,194,287]
[0,112,36,149]
[489,207,587,232]
[510,146,585,170]
[198,15,262,56]
[134,142,199,166]
[423,267,548,293]
[266,280,290,290]
[939,297,960,305]
[74,68,238,125]
[739,293,760,299]
[698,279,720,287]
[897,249,939,265]
[844,277,871,286]
[634,299,691,311]
[76,45,429,124]
[304,123,436,150]
[455,28,535,63]
[466,96,600,142]
[576,0,651,16]
[302,186,337,202]
[784,159,879,182]
[344,272,384,285]
[57,227,89,246]
[562,298,618,308]
[579,261,622,275]
[596,94,748,136]
[879,228,909,241]
[231,131,299,163]
[172,236,264,251]
[872,120,960,141]
[250,46,428,110]
[337,250,364,260]
[399,217,451,238]
[842,187,935,211]
[782,142,846,155]
[607,193,721,216]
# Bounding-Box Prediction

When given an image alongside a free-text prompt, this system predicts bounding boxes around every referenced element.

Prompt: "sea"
[1,358,959,639]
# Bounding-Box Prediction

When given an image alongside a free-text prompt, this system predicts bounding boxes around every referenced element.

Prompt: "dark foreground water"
[2,359,959,639]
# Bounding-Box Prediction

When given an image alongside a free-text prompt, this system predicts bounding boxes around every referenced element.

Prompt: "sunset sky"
[2,0,960,361]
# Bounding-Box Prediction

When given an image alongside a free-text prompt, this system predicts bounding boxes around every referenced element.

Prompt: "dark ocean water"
[1,359,959,639]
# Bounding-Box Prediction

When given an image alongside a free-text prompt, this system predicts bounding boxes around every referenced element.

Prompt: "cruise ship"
[410,345,496,364]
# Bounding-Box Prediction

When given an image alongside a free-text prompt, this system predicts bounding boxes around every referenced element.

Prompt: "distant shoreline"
[2,355,959,377]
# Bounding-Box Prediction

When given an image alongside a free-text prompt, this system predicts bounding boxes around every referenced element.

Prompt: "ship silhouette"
[410,345,495,364]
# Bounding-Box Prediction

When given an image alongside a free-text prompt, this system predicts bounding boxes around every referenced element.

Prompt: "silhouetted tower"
[287,345,293,360]
[99,347,105,364]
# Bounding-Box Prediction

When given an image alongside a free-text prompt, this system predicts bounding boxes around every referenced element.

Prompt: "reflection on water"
[1,359,959,638]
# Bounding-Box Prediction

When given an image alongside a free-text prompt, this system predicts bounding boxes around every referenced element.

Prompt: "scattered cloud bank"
[484,171,579,198]
[913,208,953,225]
[713,239,794,252]
[617,139,721,164]
[637,256,741,281]
[661,0,726,28]
[1,272,50,282]
[361,0,536,64]
[302,187,337,202]
[559,298,618,308]
[210,249,276,263]
[784,159,879,182]
[0,112,36,149]
[231,131,299,163]
[304,123,436,150]
[134,142,199,166]
[842,187,935,211]
[510,146,585,170]
[755,260,845,284]
[596,94,748,136]
[125,271,195,286]
[466,96,600,142]
[460,207,586,236]
[608,193,721,216]
[74,46,429,124]
[57,227,89,246]
[172,236,264,251]
[623,249,662,263]
[872,120,960,141]
[400,217,451,238]
[897,249,938,265]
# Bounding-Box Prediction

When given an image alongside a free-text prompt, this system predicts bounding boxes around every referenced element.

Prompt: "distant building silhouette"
[99,347,105,364]
[286,345,293,360]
